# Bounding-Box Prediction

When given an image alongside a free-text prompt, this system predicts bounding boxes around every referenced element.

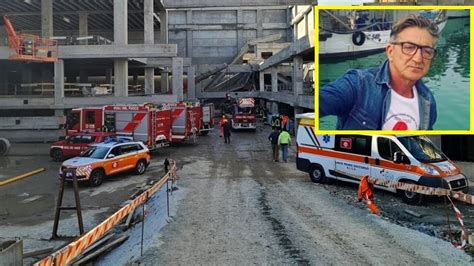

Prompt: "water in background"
[319,17,470,130]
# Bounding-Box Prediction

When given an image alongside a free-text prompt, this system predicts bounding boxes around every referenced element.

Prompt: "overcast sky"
[318,0,375,5]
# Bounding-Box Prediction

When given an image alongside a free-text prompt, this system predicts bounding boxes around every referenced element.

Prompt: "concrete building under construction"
[0,0,315,141]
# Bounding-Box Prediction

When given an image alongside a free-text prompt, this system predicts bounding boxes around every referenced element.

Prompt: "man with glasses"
[319,15,438,130]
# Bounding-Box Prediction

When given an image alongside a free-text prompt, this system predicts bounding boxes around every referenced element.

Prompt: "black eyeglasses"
[390,42,436,60]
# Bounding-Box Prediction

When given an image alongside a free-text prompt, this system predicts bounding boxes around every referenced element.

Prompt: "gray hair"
[389,14,439,44]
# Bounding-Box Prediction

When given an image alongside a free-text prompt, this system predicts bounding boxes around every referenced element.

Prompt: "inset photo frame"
[314,6,472,134]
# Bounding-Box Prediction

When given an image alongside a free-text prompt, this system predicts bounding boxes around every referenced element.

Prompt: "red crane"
[2,16,58,62]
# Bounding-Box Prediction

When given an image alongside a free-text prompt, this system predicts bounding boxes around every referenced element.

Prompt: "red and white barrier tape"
[447,196,467,249]
[334,170,474,205]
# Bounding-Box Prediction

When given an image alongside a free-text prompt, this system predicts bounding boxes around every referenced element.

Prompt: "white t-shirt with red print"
[382,86,420,130]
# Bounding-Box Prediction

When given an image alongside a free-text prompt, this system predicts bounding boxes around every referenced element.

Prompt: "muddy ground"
[0,122,473,264]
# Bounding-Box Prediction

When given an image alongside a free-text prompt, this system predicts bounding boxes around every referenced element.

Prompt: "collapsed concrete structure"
[0,0,315,141]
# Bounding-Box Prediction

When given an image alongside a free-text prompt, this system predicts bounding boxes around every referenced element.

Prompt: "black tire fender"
[352,31,366,46]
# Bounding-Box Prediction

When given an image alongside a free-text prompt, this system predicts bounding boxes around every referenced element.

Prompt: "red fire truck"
[169,102,202,143]
[63,102,213,148]
[231,98,257,130]
[65,107,104,135]
[200,103,215,135]
[103,104,173,149]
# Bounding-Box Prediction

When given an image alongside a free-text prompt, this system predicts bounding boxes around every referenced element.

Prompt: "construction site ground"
[0,122,473,264]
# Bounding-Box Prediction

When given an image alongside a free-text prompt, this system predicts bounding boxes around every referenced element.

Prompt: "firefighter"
[282,115,288,131]
[223,120,232,144]
[219,115,227,137]
[274,114,281,130]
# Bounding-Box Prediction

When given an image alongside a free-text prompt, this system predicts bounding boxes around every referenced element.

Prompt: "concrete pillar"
[114,0,128,97]
[144,0,154,95]
[160,10,168,43]
[186,31,193,58]
[54,60,64,105]
[187,66,195,100]
[293,56,303,98]
[186,11,193,58]
[286,8,293,42]
[172,57,183,101]
[79,13,88,45]
[159,10,169,93]
[145,68,154,95]
[79,69,88,83]
[114,60,128,97]
[41,0,53,39]
[271,68,279,113]
[114,0,128,45]
[105,68,113,84]
[271,67,278,92]
[259,71,265,92]
[144,0,154,44]
[237,10,244,49]
[161,71,169,93]
[256,9,263,37]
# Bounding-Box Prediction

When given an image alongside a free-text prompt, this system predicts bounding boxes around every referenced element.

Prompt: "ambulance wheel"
[309,165,326,184]
[398,180,423,205]
[89,169,104,187]
[135,159,147,175]
[51,149,63,162]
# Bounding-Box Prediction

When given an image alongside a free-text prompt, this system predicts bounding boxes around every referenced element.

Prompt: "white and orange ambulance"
[296,113,469,205]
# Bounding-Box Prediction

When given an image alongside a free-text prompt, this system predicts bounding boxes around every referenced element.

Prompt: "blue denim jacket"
[319,60,437,130]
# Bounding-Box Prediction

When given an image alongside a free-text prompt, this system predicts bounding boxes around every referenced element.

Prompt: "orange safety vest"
[358,175,379,215]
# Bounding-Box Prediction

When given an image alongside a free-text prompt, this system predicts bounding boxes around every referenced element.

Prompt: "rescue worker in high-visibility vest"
[271,115,277,130]
[358,175,379,215]
[219,115,227,137]
[278,128,291,163]
[282,115,288,131]
[274,115,281,130]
